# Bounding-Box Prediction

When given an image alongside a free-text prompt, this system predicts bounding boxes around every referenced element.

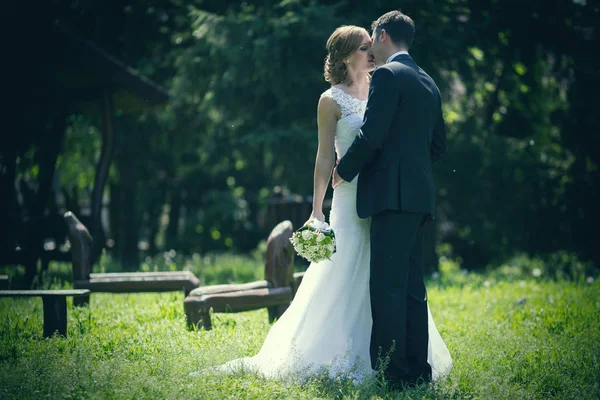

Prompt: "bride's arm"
[308,95,339,223]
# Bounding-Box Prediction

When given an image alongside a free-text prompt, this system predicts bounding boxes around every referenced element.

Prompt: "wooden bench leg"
[201,312,212,331]
[268,303,290,323]
[42,296,67,337]
[185,306,212,331]
[73,293,90,307]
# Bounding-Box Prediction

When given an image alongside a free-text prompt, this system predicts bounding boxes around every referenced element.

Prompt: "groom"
[333,11,446,386]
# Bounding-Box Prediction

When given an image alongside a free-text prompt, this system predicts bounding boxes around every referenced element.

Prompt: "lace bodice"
[321,87,367,183]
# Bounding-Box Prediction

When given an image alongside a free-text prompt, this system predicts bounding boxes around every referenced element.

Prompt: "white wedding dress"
[214,87,453,383]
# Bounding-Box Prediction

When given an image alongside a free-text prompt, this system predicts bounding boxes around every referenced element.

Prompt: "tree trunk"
[90,89,116,266]
[165,186,181,251]
[108,182,120,254]
[114,118,139,271]
[0,149,21,266]
[24,110,66,286]
[146,180,167,255]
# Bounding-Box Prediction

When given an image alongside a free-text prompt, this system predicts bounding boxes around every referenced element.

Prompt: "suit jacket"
[336,54,446,219]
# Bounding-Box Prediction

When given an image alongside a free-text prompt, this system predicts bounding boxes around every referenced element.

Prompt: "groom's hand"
[332,161,346,189]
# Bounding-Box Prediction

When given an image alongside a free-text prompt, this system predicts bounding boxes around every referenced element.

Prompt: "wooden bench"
[184,282,292,330]
[184,220,300,330]
[0,290,90,337]
[75,271,200,296]
[64,212,201,304]
[185,271,305,330]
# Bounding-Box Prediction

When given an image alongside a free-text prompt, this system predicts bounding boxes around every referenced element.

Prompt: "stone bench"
[0,289,90,337]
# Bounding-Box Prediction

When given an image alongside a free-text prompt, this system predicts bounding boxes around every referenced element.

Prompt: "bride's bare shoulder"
[318,88,341,119]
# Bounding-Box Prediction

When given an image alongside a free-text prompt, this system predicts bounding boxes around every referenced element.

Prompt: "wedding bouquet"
[289,219,336,263]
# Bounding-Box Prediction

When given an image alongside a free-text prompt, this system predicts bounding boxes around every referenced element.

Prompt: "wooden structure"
[54,23,169,264]
[0,22,169,284]
[0,290,90,337]
[184,220,305,330]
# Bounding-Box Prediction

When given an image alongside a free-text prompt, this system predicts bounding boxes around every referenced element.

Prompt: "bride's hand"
[305,210,325,227]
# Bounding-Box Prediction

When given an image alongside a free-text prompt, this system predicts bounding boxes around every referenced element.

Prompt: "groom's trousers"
[369,210,432,383]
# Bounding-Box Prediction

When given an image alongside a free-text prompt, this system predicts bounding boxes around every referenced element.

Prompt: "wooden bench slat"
[89,271,198,279]
[74,271,200,295]
[84,277,197,284]
[0,290,90,297]
[188,280,271,297]
[195,287,293,313]
[75,280,197,292]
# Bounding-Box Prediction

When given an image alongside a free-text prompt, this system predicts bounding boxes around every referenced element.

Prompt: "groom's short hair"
[372,11,415,49]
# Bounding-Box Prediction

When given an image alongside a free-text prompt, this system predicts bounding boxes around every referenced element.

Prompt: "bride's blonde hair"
[324,25,369,86]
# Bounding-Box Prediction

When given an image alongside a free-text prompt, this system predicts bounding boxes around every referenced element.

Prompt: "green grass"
[0,256,598,399]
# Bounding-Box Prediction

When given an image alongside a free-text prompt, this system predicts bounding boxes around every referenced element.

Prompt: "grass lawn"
[0,256,598,399]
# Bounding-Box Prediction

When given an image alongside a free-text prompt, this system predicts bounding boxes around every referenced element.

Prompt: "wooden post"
[42,295,67,337]
[64,211,92,306]
[184,301,212,331]
[264,220,295,322]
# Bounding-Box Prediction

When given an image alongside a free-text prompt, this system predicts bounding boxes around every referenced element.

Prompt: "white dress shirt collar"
[386,50,409,64]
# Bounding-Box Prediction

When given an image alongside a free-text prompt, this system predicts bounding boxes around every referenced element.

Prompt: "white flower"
[316,233,325,243]
[310,219,329,231]
[302,230,312,240]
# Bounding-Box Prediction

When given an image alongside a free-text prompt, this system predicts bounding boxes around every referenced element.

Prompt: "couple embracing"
[213,10,452,388]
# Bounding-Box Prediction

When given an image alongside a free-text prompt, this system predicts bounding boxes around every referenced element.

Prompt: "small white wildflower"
[532,268,542,277]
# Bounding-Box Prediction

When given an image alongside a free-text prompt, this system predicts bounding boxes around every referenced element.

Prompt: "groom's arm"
[431,109,447,163]
[336,67,400,182]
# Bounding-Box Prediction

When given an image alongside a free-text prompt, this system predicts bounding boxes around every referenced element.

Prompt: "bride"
[212,25,452,384]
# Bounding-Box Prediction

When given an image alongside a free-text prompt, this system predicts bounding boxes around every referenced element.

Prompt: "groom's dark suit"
[336,54,446,384]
